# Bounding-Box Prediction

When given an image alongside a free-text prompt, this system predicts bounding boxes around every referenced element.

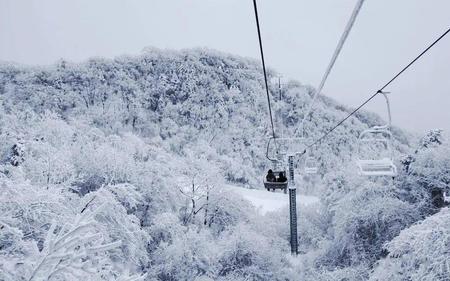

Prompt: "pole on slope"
[288,155,298,256]
[278,76,282,101]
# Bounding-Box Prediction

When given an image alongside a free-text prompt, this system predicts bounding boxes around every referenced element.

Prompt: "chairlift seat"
[263,171,288,192]
[263,180,288,190]
[356,92,398,178]
[357,158,397,176]
[304,156,318,174]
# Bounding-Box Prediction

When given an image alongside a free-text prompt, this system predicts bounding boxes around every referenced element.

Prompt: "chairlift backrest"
[358,126,394,157]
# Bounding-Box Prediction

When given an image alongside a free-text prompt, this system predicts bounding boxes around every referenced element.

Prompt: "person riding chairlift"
[266,169,276,182]
[277,171,287,183]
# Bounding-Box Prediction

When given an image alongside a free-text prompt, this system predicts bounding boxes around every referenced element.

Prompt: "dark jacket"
[266,173,276,182]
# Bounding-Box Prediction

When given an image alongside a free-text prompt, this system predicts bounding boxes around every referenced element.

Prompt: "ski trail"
[225,185,320,215]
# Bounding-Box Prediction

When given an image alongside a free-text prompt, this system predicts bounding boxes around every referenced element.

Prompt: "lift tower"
[288,155,298,255]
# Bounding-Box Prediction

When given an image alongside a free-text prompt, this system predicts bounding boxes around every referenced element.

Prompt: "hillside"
[0,48,448,281]
[0,48,411,186]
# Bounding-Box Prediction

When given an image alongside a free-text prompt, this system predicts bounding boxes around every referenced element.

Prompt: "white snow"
[225,185,320,214]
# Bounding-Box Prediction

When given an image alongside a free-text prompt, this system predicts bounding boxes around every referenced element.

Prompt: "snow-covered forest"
[1,48,449,280]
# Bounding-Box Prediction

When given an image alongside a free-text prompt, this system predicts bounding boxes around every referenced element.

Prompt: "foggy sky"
[1,0,449,134]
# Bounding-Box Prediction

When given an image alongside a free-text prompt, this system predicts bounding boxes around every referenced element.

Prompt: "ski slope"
[225,185,320,215]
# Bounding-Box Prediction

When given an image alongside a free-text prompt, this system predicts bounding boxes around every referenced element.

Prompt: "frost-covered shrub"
[321,163,366,204]
[71,174,105,196]
[0,179,149,280]
[370,207,450,281]
[25,202,123,281]
[205,189,255,235]
[303,265,368,281]
[0,179,70,252]
[216,223,289,281]
[264,202,330,256]
[85,189,152,274]
[17,114,76,185]
[0,224,39,280]
[409,145,450,192]
[151,228,217,281]
[147,212,185,249]
[221,155,254,186]
[398,130,450,213]
[298,204,331,255]
[322,184,419,266]
[107,183,146,215]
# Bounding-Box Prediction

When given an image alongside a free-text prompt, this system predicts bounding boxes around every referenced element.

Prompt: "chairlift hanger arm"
[266,137,278,161]
[378,91,392,128]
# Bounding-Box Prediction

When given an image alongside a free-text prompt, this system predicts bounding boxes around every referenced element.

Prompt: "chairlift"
[263,136,305,193]
[304,156,318,174]
[356,91,397,177]
[263,170,288,193]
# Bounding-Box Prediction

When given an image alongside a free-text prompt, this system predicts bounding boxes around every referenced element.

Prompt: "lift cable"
[302,26,450,154]
[299,0,366,137]
[253,0,276,140]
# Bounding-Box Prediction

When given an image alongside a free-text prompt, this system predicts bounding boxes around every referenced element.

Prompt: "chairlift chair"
[263,170,288,193]
[304,156,319,174]
[356,92,397,177]
[263,136,305,193]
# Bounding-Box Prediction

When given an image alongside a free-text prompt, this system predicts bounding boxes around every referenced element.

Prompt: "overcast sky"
[1,0,449,134]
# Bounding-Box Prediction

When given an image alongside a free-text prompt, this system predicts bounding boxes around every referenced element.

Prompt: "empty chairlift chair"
[356,91,397,177]
[357,127,397,176]
[304,156,318,174]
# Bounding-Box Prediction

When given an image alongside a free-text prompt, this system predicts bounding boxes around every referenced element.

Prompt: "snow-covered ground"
[225,185,320,215]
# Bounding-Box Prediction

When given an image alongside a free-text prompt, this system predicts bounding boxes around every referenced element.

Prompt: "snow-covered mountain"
[0,48,412,185]
[0,48,448,280]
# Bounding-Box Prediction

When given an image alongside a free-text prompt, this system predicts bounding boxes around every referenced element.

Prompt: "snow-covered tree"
[370,207,450,281]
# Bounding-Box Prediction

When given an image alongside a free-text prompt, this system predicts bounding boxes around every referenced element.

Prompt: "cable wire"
[299,0,366,137]
[253,0,276,139]
[303,26,450,153]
